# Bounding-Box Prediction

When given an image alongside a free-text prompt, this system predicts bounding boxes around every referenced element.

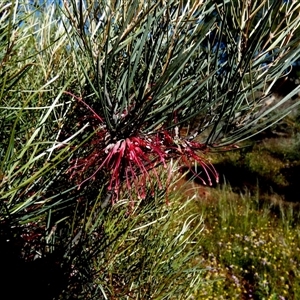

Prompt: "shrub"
[1,0,300,298]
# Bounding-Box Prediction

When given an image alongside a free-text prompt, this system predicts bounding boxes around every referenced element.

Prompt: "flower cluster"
[65,92,219,202]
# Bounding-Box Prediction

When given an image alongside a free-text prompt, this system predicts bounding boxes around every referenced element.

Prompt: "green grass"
[179,183,300,299]
[185,121,300,299]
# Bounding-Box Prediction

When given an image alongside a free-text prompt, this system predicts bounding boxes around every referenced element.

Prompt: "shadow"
[182,160,300,203]
[0,222,69,300]
[281,164,300,202]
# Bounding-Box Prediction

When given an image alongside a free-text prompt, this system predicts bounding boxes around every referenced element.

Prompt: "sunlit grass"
[182,183,300,299]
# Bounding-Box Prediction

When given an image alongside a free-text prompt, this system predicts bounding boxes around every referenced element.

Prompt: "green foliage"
[88,191,204,299]
[1,0,300,298]
[40,172,205,299]
[1,0,300,218]
[245,151,287,186]
[62,0,300,145]
[0,1,78,223]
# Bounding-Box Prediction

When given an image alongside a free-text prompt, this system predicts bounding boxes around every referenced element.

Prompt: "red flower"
[65,92,218,203]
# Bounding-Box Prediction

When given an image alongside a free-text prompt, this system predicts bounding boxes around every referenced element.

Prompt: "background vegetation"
[1,0,300,299]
